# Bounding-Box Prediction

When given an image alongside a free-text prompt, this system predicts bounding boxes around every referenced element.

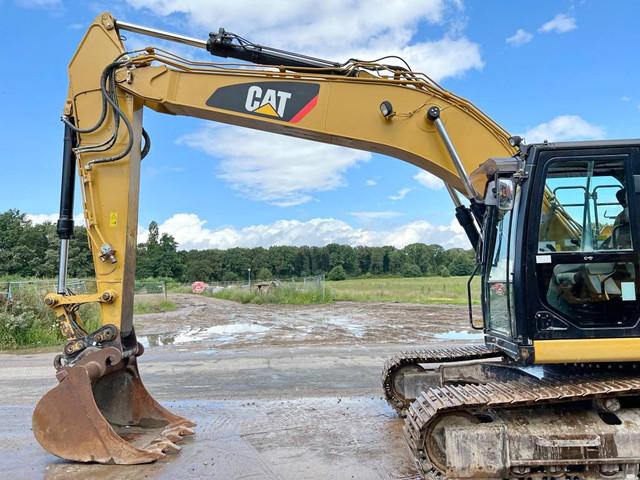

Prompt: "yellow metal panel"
[534,338,640,364]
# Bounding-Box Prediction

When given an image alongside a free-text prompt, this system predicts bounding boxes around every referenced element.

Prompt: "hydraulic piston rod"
[116,20,208,49]
[116,18,342,71]
[56,121,77,294]
[427,106,478,200]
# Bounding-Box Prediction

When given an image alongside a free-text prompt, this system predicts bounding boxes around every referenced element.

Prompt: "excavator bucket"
[32,341,195,464]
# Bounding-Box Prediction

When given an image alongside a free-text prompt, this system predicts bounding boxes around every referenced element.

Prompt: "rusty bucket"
[32,338,195,464]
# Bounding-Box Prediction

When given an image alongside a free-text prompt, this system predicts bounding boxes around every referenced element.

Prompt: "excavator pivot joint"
[101,13,115,30]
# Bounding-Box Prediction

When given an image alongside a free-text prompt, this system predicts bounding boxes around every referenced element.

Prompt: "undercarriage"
[382,345,640,479]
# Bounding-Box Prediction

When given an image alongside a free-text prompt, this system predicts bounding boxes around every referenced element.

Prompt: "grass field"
[1,276,479,347]
[328,276,480,305]
[212,276,480,306]
[133,297,177,314]
[210,284,331,305]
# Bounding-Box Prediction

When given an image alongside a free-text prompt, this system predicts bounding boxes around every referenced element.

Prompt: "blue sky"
[1,0,638,250]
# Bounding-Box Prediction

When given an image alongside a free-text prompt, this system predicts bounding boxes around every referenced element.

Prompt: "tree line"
[0,211,476,282]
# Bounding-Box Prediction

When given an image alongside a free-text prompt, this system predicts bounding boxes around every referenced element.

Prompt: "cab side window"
[538,159,631,253]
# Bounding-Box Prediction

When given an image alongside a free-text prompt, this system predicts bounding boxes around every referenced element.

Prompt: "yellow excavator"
[33,12,640,478]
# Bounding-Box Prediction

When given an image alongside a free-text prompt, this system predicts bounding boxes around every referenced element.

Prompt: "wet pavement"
[0,294,478,479]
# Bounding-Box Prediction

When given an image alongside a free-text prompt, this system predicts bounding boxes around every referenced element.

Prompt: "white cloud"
[350,211,404,220]
[521,115,604,143]
[141,213,468,249]
[366,179,377,187]
[621,96,631,102]
[389,187,412,201]
[505,29,533,46]
[29,211,469,249]
[539,14,576,34]
[414,170,444,190]
[179,124,370,206]
[123,0,483,82]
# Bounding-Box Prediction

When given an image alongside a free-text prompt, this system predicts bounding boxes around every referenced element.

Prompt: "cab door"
[525,146,640,341]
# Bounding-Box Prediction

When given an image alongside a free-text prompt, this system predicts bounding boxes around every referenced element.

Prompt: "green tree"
[448,251,476,276]
[256,267,273,280]
[136,221,183,279]
[401,263,422,277]
[222,271,240,282]
[369,247,384,274]
[327,265,347,281]
[0,210,48,276]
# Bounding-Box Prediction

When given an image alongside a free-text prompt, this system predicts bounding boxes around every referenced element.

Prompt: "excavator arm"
[52,12,516,336]
[34,11,517,465]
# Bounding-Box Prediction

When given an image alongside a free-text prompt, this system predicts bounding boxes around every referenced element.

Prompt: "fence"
[199,274,326,301]
[0,278,94,301]
[134,279,168,299]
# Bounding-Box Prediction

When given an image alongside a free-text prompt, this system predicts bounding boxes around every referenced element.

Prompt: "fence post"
[163,280,167,300]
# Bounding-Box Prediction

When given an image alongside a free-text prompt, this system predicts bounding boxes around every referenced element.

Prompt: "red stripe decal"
[289,95,318,123]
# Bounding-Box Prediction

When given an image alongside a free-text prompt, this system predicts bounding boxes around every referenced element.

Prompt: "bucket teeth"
[144,438,182,454]
[163,424,196,439]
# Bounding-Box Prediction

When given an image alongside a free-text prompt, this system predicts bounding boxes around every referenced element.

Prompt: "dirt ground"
[0,294,481,479]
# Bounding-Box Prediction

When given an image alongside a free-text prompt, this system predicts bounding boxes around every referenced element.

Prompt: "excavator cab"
[391,143,640,478]
[480,141,640,363]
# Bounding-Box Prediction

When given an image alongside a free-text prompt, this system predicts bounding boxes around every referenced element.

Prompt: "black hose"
[86,60,135,166]
[61,64,112,133]
[74,69,121,153]
[141,128,151,159]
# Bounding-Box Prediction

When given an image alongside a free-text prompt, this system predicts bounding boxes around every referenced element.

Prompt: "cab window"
[538,158,631,253]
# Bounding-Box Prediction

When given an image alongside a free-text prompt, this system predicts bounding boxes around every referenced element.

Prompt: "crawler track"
[381,344,502,415]
[404,372,640,479]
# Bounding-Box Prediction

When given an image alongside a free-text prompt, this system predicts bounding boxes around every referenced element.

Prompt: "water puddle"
[433,330,484,341]
[139,322,270,348]
[323,317,365,338]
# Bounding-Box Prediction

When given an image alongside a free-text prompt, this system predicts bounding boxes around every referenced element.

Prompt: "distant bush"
[256,267,273,281]
[438,266,451,277]
[401,263,422,277]
[327,265,347,281]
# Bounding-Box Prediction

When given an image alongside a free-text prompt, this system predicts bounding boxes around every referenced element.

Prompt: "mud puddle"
[134,294,480,350]
[139,322,271,348]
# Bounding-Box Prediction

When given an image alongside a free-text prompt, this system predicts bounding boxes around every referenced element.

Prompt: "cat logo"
[244,86,291,118]
[206,81,320,123]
